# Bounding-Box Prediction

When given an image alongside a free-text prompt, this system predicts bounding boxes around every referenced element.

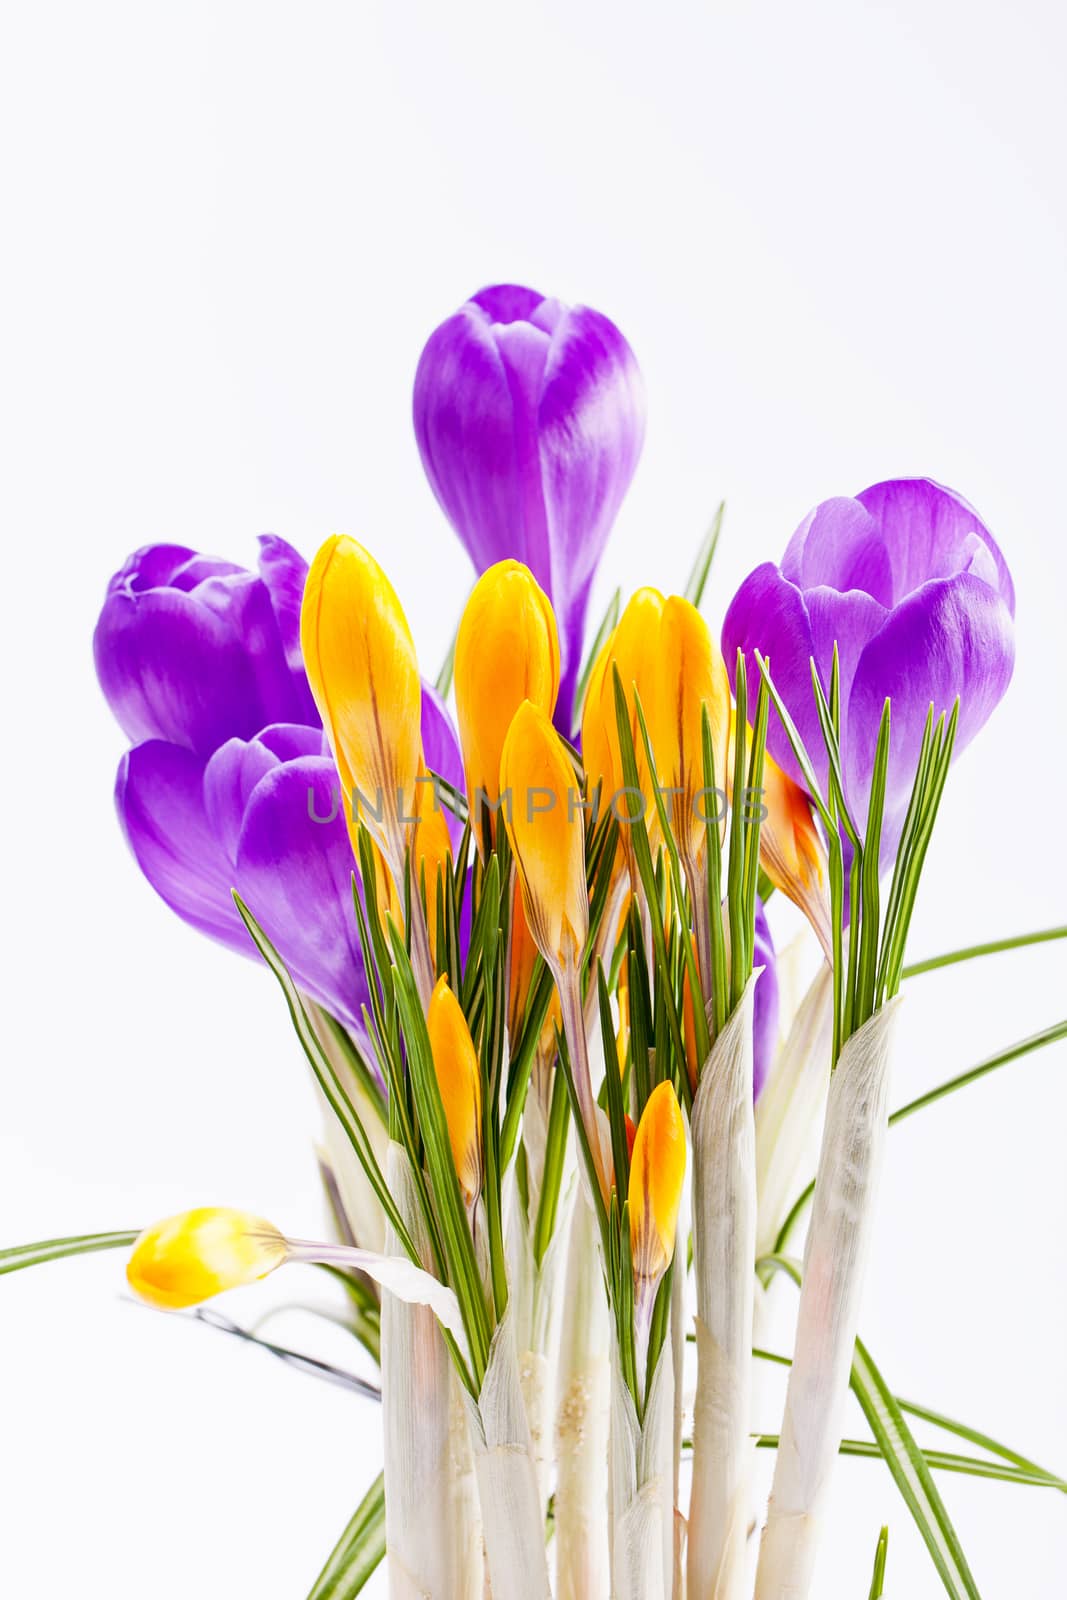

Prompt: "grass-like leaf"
[307,1473,386,1599]
[683,500,725,608]
[0,1230,138,1275]
[868,1527,889,1598]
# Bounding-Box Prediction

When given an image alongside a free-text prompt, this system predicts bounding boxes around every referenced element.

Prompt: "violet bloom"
[753,901,779,1101]
[94,536,319,754]
[414,284,645,731]
[96,539,464,1031]
[723,479,1015,862]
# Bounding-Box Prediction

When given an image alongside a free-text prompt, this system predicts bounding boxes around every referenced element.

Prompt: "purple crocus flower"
[723,479,1015,862]
[96,538,465,1031]
[753,900,779,1101]
[413,283,646,732]
[94,535,319,754]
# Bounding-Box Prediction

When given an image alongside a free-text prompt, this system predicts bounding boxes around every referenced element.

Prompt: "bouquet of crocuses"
[5,283,1064,1600]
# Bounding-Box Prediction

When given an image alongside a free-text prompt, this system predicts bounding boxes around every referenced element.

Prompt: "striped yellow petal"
[628,1082,686,1287]
[455,561,560,843]
[653,595,731,859]
[127,1208,288,1310]
[500,700,589,970]
[300,536,422,858]
[426,975,483,1204]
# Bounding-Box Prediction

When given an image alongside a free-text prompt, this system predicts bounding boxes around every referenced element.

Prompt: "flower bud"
[412,770,453,962]
[127,1208,289,1310]
[581,588,664,843]
[300,536,422,860]
[760,748,832,958]
[628,1081,686,1290]
[455,561,560,842]
[426,975,483,1205]
[500,700,589,971]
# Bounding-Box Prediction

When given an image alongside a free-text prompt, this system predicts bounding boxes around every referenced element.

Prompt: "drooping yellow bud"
[652,596,731,860]
[615,966,631,1077]
[455,562,560,844]
[628,1082,686,1289]
[300,536,422,863]
[500,700,589,971]
[426,975,483,1205]
[127,1208,289,1310]
[760,748,832,959]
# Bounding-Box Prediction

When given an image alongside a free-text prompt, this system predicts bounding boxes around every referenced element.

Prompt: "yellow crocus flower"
[300,536,422,868]
[426,975,483,1205]
[500,700,588,971]
[127,1208,289,1310]
[628,1081,686,1291]
[652,596,731,861]
[454,561,559,846]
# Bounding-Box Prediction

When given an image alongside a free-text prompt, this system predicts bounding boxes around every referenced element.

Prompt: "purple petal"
[856,478,1016,613]
[95,554,312,755]
[420,683,464,845]
[721,563,824,792]
[782,497,895,606]
[234,757,369,1034]
[116,741,247,952]
[752,900,779,1101]
[257,535,321,727]
[204,724,326,861]
[844,570,1016,848]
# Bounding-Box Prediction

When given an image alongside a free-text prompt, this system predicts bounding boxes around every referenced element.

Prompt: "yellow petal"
[426,975,483,1204]
[300,536,422,855]
[455,562,560,842]
[653,596,731,857]
[127,1208,288,1310]
[628,1082,686,1286]
[500,700,589,970]
[580,627,619,805]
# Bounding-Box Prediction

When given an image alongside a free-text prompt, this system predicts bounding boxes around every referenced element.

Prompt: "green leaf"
[0,1230,138,1276]
[851,1337,981,1600]
[903,925,1067,979]
[683,501,725,608]
[307,1474,386,1599]
[751,1435,1058,1490]
[868,1527,889,1598]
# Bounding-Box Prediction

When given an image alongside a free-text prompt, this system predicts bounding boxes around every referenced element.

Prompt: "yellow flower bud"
[760,748,832,958]
[455,562,560,842]
[300,536,422,861]
[127,1208,289,1310]
[426,975,483,1205]
[581,588,664,845]
[500,700,589,971]
[628,1081,686,1288]
[652,596,731,860]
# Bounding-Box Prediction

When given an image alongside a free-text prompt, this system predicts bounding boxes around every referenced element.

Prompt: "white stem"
[556,958,610,1205]
[555,1191,611,1600]
[380,1143,483,1599]
[754,999,902,1600]
[754,964,833,1260]
[687,978,757,1600]
[609,1345,675,1600]
[466,1311,552,1600]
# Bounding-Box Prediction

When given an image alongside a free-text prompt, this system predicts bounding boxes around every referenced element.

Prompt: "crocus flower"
[94,536,318,754]
[723,479,1015,861]
[300,535,423,875]
[426,975,483,1205]
[454,560,560,840]
[414,284,645,732]
[628,1081,686,1296]
[650,596,731,862]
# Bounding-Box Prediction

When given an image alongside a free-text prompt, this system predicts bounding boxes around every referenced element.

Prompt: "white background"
[2,2,1065,1595]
